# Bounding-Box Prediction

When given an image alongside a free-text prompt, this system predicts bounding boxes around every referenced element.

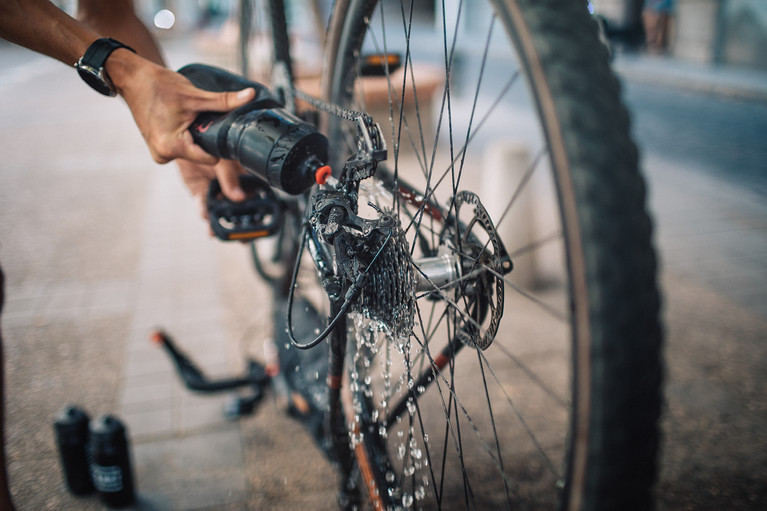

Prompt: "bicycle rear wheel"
[322,0,662,509]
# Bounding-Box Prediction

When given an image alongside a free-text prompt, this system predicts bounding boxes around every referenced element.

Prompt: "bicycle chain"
[293,87,386,183]
[292,87,373,124]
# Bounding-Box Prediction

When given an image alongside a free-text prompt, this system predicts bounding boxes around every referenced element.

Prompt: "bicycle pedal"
[207,175,283,241]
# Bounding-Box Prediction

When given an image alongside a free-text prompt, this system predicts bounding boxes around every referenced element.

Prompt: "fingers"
[151,129,218,166]
[159,88,255,165]
[215,160,246,202]
[124,61,257,166]
[175,130,219,166]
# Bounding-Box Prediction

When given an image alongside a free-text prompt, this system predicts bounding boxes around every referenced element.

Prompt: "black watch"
[75,38,136,96]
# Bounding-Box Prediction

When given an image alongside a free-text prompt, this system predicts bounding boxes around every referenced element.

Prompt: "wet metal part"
[446,191,512,351]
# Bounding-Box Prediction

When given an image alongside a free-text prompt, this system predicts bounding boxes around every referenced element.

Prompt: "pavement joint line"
[114,166,249,506]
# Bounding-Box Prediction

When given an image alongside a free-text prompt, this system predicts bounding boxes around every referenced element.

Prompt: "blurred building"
[53,0,765,73]
[596,0,767,70]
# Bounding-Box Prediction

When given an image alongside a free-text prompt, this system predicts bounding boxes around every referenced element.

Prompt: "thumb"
[211,88,256,112]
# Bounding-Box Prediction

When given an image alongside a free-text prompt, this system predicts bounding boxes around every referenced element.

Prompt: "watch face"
[76,63,116,96]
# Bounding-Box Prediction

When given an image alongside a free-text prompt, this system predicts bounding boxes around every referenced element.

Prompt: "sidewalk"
[0,39,336,510]
[613,51,767,103]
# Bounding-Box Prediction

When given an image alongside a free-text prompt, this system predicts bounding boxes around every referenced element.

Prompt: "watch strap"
[76,38,136,96]
[82,38,135,69]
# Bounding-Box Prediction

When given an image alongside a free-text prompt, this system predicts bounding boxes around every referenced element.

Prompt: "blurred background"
[1,0,766,509]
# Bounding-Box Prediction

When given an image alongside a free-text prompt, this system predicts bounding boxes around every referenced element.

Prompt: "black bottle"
[178,63,328,195]
[89,415,135,507]
[53,405,93,495]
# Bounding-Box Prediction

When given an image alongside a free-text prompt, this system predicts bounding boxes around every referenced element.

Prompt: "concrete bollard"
[481,141,538,290]
[481,139,566,292]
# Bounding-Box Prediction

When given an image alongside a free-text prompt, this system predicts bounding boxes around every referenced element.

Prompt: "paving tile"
[178,395,232,434]
[120,407,175,440]
[120,379,174,409]
[132,429,248,510]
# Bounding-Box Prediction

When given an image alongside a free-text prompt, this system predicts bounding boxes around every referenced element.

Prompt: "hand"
[106,50,255,165]
[177,158,246,224]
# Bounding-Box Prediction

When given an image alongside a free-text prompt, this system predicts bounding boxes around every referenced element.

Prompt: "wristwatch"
[75,38,135,96]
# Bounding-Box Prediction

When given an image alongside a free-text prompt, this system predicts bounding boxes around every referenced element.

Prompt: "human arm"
[74,0,248,206]
[0,0,255,166]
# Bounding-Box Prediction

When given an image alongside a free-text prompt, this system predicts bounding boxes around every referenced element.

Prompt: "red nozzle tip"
[315,165,332,185]
[150,330,166,345]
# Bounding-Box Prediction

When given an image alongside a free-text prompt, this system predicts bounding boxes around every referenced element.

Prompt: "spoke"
[493,341,569,409]
[409,333,523,500]
[450,13,497,225]
[412,262,487,299]
[474,345,563,480]
[367,2,432,181]
[396,0,430,181]
[476,348,513,509]
[402,71,520,238]
[493,146,547,232]
[507,280,567,322]
[509,229,562,258]
[412,265,486,334]
[480,261,569,322]
[458,145,547,278]
[449,349,475,508]
[405,0,464,259]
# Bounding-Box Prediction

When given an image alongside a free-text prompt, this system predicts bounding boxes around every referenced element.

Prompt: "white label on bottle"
[91,464,123,492]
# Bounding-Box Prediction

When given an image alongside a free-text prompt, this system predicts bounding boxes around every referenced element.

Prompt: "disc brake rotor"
[445,191,511,351]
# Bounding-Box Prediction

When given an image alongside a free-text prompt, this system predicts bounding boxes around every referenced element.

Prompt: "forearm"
[0,0,255,167]
[0,0,98,65]
[77,0,166,66]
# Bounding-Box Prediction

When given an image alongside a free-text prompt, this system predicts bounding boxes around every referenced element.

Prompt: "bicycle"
[153,0,663,509]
